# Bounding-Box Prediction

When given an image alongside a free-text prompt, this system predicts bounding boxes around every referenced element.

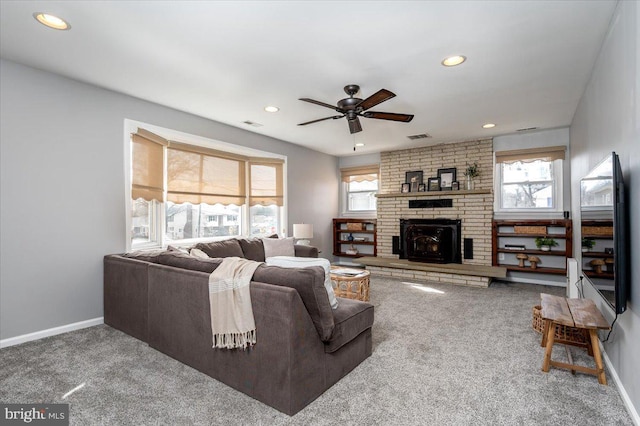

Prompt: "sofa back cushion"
[253,264,334,341]
[238,238,266,262]
[157,251,222,272]
[193,238,244,258]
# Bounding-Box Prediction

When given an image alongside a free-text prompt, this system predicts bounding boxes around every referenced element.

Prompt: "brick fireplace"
[370,139,495,287]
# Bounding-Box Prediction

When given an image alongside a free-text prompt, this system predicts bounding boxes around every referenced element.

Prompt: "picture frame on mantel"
[437,167,457,190]
[401,183,410,193]
[405,171,423,192]
[418,183,426,192]
[427,177,441,191]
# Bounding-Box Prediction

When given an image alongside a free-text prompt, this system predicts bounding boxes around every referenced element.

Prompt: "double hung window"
[341,165,379,213]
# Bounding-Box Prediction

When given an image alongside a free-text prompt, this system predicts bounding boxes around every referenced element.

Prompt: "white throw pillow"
[265,256,338,309]
[189,248,210,259]
[262,237,295,258]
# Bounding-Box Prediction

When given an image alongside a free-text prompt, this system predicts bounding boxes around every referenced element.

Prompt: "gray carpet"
[0,278,633,425]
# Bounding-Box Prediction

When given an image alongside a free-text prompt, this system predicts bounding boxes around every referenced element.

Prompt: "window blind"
[495,146,566,164]
[249,159,284,206]
[167,142,246,206]
[340,165,380,183]
[131,129,167,201]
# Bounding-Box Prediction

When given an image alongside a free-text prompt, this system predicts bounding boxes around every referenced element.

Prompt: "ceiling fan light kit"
[298,84,414,134]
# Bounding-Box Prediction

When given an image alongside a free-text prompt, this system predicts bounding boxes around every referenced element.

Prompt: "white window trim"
[124,119,287,251]
[494,158,564,218]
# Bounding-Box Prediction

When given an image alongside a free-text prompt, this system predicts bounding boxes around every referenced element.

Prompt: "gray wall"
[0,59,338,340]
[570,0,639,416]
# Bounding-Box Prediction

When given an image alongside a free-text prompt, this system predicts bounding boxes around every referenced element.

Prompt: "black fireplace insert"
[399,218,462,264]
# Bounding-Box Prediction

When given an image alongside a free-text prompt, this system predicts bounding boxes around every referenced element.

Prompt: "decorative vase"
[541,245,551,252]
[466,176,475,190]
[347,233,354,242]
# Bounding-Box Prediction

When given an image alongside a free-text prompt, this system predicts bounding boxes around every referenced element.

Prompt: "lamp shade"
[293,223,313,239]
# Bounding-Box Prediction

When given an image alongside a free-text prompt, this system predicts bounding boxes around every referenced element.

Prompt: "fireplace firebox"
[399,219,462,264]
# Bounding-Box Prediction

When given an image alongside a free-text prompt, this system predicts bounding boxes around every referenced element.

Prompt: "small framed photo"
[451,181,460,191]
[405,171,423,192]
[401,183,410,193]
[418,183,426,192]
[427,177,441,191]
[437,168,457,190]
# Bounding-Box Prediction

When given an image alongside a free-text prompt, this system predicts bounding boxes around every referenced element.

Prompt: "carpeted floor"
[0,277,633,425]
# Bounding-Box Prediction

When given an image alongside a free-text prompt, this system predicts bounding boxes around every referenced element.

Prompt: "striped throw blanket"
[208,257,262,349]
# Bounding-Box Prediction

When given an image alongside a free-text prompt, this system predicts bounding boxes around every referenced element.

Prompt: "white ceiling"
[0,1,616,157]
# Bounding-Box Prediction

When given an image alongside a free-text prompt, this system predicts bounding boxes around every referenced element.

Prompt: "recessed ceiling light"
[355,143,365,147]
[482,123,496,129]
[33,12,71,30]
[441,55,466,67]
[264,106,279,113]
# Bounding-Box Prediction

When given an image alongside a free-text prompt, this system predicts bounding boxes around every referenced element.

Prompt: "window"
[341,165,379,213]
[495,146,565,213]
[129,127,285,249]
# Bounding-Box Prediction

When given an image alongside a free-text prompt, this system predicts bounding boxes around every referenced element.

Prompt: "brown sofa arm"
[294,244,318,258]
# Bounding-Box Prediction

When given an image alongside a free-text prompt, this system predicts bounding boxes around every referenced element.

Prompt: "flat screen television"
[580,152,629,315]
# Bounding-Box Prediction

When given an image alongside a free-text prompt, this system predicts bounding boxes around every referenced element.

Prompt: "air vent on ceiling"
[516,127,538,132]
[242,120,263,127]
[407,133,432,140]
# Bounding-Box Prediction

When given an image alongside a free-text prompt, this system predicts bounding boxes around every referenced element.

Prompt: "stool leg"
[589,329,607,385]
[542,320,556,372]
[541,319,550,348]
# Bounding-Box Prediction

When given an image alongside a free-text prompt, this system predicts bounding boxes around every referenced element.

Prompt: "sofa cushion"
[262,237,295,258]
[238,238,266,262]
[325,298,374,353]
[122,249,166,263]
[265,256,338,309]
[253,264,335,341]
[157,251,222,273]
[194,238,244,258]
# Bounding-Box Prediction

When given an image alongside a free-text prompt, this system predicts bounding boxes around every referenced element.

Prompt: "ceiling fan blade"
[299,98,340,111]
[356,89,396,111]
[298,115,344,126]
[348,117,362,134]
[363,111,414,122]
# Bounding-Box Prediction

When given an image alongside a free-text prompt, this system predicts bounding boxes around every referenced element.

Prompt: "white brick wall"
[377,139,494,268]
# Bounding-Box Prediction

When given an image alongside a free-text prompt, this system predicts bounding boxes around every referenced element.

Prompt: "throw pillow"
[238,238,266,262]
[167,245,190,254]
[193,238,244,258]
[190,248,209,259]
[265,256,338,309]
[262,237,295,258]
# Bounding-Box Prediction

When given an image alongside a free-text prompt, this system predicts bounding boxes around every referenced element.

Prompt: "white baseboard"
[602,346,640,425]
[0,317,104,349]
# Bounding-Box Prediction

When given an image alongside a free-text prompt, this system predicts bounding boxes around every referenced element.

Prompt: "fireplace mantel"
[377,188,491,199]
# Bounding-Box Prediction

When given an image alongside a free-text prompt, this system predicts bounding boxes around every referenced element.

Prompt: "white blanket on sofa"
[208,257,262,349]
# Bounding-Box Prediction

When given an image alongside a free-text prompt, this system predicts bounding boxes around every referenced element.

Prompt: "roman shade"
[341,165,379,183]
[249,159,284,206]
[167,142,246,206]
[495,146,566,164]
[131,129,167,201]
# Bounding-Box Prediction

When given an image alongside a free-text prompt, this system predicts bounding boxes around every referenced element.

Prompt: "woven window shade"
[249,160,284,206]
[341,165,380,183]
[131,129,167,201]
[495,146,566,164]
[167,144,246,206]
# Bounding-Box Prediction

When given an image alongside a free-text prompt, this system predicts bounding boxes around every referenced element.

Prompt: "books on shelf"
[504,244,526,251]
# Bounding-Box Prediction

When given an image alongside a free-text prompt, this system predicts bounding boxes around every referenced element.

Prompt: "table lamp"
[293,223,313,246]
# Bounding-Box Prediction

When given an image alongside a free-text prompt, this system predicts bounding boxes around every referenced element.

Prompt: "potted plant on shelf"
[464,162,480,190]
[581,237,595,252]
[535,237,558,252]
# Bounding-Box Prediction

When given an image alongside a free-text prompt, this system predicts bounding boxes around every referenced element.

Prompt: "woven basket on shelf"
[346,222,364,231]
[514,225,546,234]
[581,226,613,237]
[532,305,588,344]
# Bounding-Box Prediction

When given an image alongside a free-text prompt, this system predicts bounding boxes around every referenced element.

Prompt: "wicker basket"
[532,305,588,344]
[514,225,546,234]
[346,222,364,231]
[581,226,613,237]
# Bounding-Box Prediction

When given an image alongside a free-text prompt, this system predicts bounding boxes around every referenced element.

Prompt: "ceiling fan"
[298,84,414,134]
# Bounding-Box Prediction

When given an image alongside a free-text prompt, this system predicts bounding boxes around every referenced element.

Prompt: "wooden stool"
[540,293,611,385]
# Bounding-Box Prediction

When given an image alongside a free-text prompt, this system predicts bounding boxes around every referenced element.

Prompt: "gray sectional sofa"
[103,238,374,415]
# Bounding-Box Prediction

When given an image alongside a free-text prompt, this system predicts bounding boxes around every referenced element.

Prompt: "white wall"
[570,0,639,419]
[0,59,338,340]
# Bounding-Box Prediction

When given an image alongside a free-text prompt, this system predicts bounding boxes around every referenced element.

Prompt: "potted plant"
[535,237,558,251]
[581,237,595,252]
[464,162,480,190]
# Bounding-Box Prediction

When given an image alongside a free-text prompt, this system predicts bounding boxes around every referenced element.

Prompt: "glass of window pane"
[131,198,152,244]
[502,160,552,183]
[165,203,241,242]
[501,182,554,208]
[347,179,378,211]
[249,205,280,236]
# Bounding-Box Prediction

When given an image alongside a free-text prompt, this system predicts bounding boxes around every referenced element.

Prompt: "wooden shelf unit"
[492,219,573,275]
[333,218,377,258]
